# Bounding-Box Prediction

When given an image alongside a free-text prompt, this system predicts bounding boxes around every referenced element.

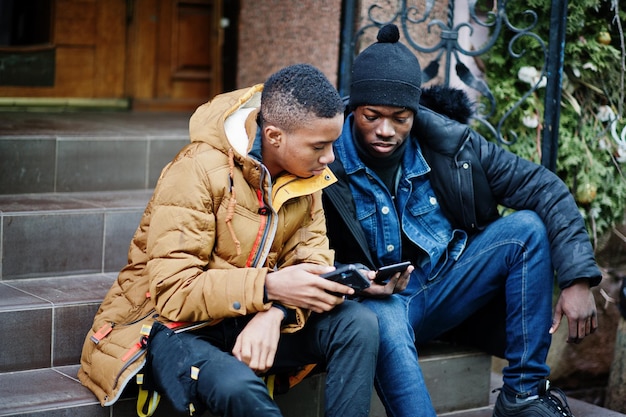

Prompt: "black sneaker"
[492,380,574,417]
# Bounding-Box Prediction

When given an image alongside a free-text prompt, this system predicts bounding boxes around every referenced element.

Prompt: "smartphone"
[374,261,411,284]
[321,264,371,295]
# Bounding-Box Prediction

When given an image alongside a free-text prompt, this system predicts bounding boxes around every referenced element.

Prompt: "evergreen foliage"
[478,0,626,246]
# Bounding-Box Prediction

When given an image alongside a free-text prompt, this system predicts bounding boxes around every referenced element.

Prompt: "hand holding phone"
[374,261,411,284]
[321,264,371,295]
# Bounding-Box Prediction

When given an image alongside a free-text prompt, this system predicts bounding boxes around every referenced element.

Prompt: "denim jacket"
[323,106,601,290]
[332,114,467,279]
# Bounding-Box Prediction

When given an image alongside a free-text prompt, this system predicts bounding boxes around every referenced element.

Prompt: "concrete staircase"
[0,111,620,417]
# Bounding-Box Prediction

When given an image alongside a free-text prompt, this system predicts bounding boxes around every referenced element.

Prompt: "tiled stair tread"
[0,189,153,214]
[1,367,624,417]
[0,113,191,195]
[0,273,116,310]
[0,283,52,311]
[0,274,118,374]
[0,366,99,416]
[0,111,190,139]
[0,191,151,280]
[0,359,485,417]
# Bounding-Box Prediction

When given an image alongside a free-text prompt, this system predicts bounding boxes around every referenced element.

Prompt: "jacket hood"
[189,84,263,159]
[419,85,474,124]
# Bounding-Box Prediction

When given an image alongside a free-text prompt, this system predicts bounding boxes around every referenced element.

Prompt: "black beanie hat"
[350,24,422,114]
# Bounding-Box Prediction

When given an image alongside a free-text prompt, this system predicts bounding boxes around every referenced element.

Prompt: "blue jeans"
[362,210,553,417]
[147,300,378,417]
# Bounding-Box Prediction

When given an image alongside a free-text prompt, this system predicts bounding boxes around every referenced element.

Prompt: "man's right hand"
[264,264,353,313]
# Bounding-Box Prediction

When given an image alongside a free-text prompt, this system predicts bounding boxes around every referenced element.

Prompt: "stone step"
[2,365,622,417]
[0,273,114,373]
[0,352,492,417]
[0,269,493,416]
[0,111,189,195]
[0,190,151,280]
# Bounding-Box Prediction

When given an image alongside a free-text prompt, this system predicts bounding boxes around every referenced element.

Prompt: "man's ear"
[264,125,283,147]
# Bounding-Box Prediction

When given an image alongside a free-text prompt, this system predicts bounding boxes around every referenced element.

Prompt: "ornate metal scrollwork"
[339,0,563,163]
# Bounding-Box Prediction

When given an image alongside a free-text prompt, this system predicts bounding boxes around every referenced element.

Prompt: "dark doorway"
[0,0,53,46]
[221,0,239,92]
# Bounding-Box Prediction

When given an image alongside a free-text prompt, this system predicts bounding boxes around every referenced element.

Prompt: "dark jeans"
[147,300,379,417]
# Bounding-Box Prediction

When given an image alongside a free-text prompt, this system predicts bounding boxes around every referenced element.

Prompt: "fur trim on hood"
[419,85,474,125]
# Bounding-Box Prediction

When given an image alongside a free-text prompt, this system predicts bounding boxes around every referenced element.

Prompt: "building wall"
[236,0,343,88]
[235,0,473,93]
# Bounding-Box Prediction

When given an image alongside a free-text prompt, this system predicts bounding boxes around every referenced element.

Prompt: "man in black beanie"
[322,24,600,417]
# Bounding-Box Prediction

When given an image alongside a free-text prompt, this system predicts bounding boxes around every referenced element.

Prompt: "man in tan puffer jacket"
[78,64,379,417]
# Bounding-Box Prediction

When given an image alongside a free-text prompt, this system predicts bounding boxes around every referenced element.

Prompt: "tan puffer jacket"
[78,84,336,405]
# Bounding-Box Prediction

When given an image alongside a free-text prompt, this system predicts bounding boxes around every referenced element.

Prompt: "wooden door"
[0,0,223,111]
[127,0,223,111]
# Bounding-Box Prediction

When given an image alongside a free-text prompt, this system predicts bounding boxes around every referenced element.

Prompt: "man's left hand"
[361,265,413,298]
[550,280,598,343]
[232,307,283,373]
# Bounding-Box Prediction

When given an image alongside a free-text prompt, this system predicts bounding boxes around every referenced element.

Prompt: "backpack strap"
[136,373,161,417]
[263,374,276,399]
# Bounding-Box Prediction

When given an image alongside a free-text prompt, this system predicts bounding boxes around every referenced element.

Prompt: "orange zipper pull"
[90,322,114,344]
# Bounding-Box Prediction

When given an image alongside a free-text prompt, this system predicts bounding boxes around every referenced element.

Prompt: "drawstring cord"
[225,148,242,255]
[309,194,316,221]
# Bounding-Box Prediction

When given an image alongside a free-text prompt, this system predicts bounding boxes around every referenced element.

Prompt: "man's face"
[263,113,343,178]
[353,105,414,158]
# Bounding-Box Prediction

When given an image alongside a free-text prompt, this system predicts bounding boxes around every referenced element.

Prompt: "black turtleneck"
[352,123,407,195]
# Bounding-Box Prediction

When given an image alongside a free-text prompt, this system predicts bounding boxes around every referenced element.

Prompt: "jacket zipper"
[245,188,270,267]
[90,308,156,344]
[112,335,149,389]
[250,167,276,267]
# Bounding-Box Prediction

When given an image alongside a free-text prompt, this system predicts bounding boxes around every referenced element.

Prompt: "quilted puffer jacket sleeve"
[472,133,602,289]
[145,145,270,323]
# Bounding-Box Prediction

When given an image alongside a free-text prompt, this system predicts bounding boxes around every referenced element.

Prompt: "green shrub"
[478,0,626,246]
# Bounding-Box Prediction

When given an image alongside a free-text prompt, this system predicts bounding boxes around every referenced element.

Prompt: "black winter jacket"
[323,92,601,290]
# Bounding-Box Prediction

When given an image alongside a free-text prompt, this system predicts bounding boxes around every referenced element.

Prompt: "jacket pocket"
[352,193,379,254]
[405,181,452,244]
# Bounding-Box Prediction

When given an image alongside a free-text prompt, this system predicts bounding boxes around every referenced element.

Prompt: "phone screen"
[374,261,411,284]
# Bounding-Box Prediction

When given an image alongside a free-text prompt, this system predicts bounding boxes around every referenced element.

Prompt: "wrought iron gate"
[338,0,568,171]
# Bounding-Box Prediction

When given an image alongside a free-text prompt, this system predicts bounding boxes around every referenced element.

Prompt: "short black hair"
[260,63,344,132]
